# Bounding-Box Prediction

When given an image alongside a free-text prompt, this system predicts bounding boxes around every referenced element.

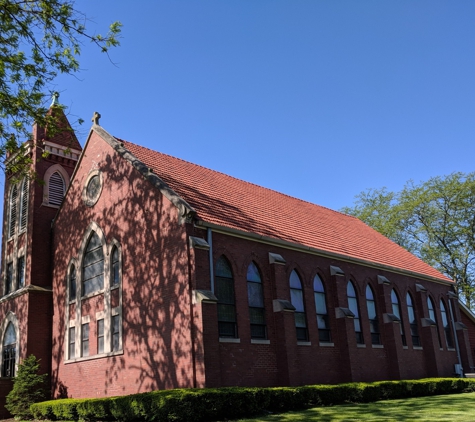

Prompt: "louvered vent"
[49,172,65,206]
[8,185,18,238]
[19,178,29,231]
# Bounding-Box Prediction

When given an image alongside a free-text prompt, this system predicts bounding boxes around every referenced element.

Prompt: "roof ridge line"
[118,138,350,219]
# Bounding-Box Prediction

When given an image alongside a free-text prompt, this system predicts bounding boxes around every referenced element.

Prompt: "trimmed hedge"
[30,378,475,421]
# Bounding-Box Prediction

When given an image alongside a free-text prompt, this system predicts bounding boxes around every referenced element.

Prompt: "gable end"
[91,125,196,224]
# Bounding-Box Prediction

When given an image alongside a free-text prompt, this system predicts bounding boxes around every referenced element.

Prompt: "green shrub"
[5,355,48,419]
[29,377,475,422]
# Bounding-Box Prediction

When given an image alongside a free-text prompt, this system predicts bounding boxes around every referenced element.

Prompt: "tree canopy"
[341,172,475,308]
[0,0,121,174]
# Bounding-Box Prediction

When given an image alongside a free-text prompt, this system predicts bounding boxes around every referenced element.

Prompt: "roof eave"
[196,220,453,286]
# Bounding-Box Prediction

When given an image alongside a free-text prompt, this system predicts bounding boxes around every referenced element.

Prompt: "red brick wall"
[51,131,194,398]
[461,311,475,370]
[193,231,464,386]
[0,378,13,419]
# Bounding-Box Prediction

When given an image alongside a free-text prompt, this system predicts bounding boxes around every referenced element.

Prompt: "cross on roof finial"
[92,111,101,125]
[50,92,60,107]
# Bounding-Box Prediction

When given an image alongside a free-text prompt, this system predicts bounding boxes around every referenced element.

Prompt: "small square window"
[68,327,75,359]
[112,315,120,352]
[81,323,89,357]
[5,263,13,295]
[17,256,25,289]
[97,319,104,354]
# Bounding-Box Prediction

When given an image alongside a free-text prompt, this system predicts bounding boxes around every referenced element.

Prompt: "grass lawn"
[238,391,475,421]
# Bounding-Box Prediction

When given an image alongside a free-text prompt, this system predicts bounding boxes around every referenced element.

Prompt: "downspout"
[208,228,214,293]
[447,292,463,376]
[186,233,197,388]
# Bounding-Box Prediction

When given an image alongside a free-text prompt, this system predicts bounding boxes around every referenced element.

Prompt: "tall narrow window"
[440,300,454,349]
[97,319,104,354]
[68,327,75,359]
[19,178,28,232]
[290,270,308,342]
[2,323,16,377]
[8,185,18,238]
[69,265,76,301]
[111,246,120,287]
[82,232,104,295]
[427,297,442,348]
[215,256,237,338]
[391,289,406,346]
[314,274,331,343]
[16,256,25,289]
[347,281,363,344]
[406,293,420,347]
[5,263,13,295]
[247,262,266,339]
[81,323,89,357]
[48,171,65,206]
[366,285,380,345]
[112,315,120,352]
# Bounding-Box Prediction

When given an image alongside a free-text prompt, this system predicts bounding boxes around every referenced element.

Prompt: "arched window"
[347,281,363,344]
[82,232,104,295]
[247,262,266,339]
[314,274,331,343]
[215,256,237,338]
[366,285,380,345]
[8,185,18,238]
[48,171,65,206]
[19,178,29,232]
[69,265,77,301]
[440,300,454,349]
[111,246,120,287]
[290,270,308,342]
[427,296,442,348]
[2,323,16,377]
[391,289,406,346]
[406,293,420,346]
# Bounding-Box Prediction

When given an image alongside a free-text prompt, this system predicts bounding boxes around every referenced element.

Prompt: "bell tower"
[0,94,82,387]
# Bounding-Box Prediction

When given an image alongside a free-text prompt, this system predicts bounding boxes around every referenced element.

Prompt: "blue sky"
[23,1,475,211]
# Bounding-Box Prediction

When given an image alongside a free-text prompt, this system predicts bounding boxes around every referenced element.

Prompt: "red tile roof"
[121,139,452,283]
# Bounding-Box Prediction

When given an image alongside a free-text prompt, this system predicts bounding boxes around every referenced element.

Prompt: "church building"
[0,104,472,405]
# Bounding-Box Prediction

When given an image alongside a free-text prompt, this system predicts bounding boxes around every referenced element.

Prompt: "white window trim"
[7,184,18,239]
[43,164,69,208]
[82,169,103,207]
[19,177,29,233]
[0,312,20,377]
[64,224,123,363]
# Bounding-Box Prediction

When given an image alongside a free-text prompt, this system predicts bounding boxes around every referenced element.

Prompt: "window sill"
[357,344,366,348]
[403,346,408,349]
[297,341,312,346]
[413,346,423,350]
[219,338,240,343]
[372,344,384,349]
[42,202,60,209]
[65,349,123,364]
[251,339,270,345]
[319,342,334,347]
[447,348,456,352]
[111,285,120,291]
